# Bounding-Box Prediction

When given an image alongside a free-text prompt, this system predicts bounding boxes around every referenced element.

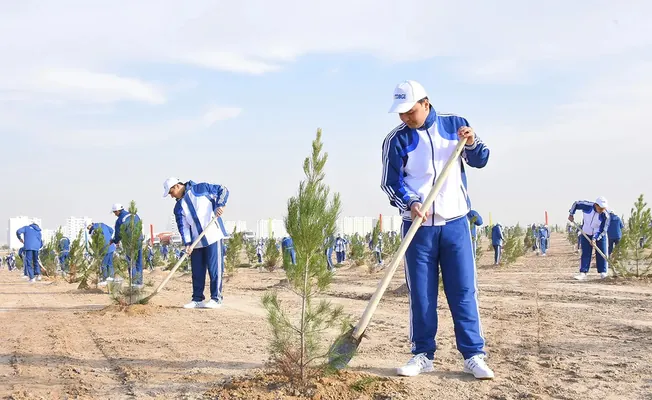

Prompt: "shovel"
[140,213,221,304]
[328,138,468,369]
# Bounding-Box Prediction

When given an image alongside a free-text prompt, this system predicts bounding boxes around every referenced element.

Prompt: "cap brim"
[388,100,416,113]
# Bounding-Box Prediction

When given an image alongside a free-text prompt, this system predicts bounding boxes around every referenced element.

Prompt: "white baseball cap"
[111,203,124,212]
[388,80,428,113]
[163,177,182,198]
[595,196,608,209]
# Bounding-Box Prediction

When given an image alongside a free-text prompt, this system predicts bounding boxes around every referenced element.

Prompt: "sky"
[1,0,651,242]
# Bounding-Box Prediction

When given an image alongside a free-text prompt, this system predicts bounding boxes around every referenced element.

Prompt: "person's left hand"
[458,126,475,145]
[215,207,224,217]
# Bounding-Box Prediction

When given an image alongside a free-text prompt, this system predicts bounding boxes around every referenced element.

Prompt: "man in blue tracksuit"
[88,222,116,285]
[568,197,610,280]
[491,223,504,265]
[281,236,296,266]
[16,221,43,282]
[109,203,144,288]
[607,211,624,254]
[467,209,483,258]
[58,236,71,272]
[382,80,493,379]
[164,177,229,309]
[334,234,346,264]
[161,244,169,261]
[324,234,335,272]
[538,225,550,256]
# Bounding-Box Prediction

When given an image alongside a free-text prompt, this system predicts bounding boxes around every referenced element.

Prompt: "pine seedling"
[225,228,244,275]
[264,237,280,271]
[262,129,349,389]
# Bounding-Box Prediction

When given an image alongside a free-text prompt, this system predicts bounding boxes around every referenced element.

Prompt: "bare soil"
[1,234,651,399]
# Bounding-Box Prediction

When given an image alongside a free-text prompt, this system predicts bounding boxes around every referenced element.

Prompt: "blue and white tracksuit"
[467,209,483,257]
[374,235,383,264]
[569,201,610,274]
[112,210,144,284]
[281,237,296,265]
[538,226,550,255]
[607,212,623,254]
[16,224,43,279]
[174,180,229,302]
[89,223,116,280]
[161,245,169,260]
[256,241,264,263]
[59,237,71,270]
[491,224,504,264]
[324,236,334,271]
[381,107,489,360]
[334,236,347,264]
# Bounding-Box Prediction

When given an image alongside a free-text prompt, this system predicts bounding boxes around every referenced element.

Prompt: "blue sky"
[1,0,651,242]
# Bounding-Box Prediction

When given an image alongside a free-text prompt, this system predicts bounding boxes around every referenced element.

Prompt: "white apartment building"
[63,216,92,240]
[7,216,42,249]
[256,219,288,239]
[223,220,247,235]
[166,215,179,234]
[382,215,404,233]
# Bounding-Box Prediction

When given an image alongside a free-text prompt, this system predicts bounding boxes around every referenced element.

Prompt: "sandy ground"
[1,233,652,400]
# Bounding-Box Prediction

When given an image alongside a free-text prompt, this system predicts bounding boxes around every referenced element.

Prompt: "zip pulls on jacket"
[425,126,437,225]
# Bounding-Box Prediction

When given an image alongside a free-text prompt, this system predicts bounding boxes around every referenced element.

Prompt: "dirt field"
[1,233,652,400]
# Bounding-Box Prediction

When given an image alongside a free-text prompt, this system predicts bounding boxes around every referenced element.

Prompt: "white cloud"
[202,106,243,127]
[181,52,280,75]
[36,68,166,104]
[453,59,531,84]
[1,0,649,77]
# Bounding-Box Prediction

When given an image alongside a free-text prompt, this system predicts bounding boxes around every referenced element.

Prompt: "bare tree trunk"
[299,255,309,384]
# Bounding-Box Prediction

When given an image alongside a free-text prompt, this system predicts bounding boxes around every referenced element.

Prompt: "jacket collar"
[420,107,437,130]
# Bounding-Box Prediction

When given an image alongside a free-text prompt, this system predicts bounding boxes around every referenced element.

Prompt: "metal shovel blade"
[327,327,361,370]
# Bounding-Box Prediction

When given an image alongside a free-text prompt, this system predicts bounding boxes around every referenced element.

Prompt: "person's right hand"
[568,215,574,222]
[185,245,192,256]
[410,202,430,223]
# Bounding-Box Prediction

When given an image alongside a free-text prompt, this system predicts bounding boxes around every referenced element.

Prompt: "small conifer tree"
[610,194,652,277]
[262,129,349,388]
[83,227,107,289]
[225,228,245,275]
[264,237,281,271]
[348,234,366,266]
[66,229,88,284]
[501,224,526,265]
[112,201,144,305]
[245,240,258,266]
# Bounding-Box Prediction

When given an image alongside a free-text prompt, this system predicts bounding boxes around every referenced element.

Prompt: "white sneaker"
[600,272,608,279]
[36,275,42,281]
[202,299,223,309]
[573,272,587,280]
[396,353,434,377]
[463,355,494,379]
[106,277,114,282]
[29,278,36,283]
[183,301,202,309]
[98,280,108,287]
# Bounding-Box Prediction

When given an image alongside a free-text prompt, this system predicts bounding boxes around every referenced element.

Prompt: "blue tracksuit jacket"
[16,224,43,251]
[381,108,489,226]
[607,212,623,241]
[89,223,116,253]
[174,180,229,248]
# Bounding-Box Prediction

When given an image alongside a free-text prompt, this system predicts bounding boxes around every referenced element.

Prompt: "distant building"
[223,220,247,235]
[7,216,42,250]
[63,216,92,240]
[256,219,287,239]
